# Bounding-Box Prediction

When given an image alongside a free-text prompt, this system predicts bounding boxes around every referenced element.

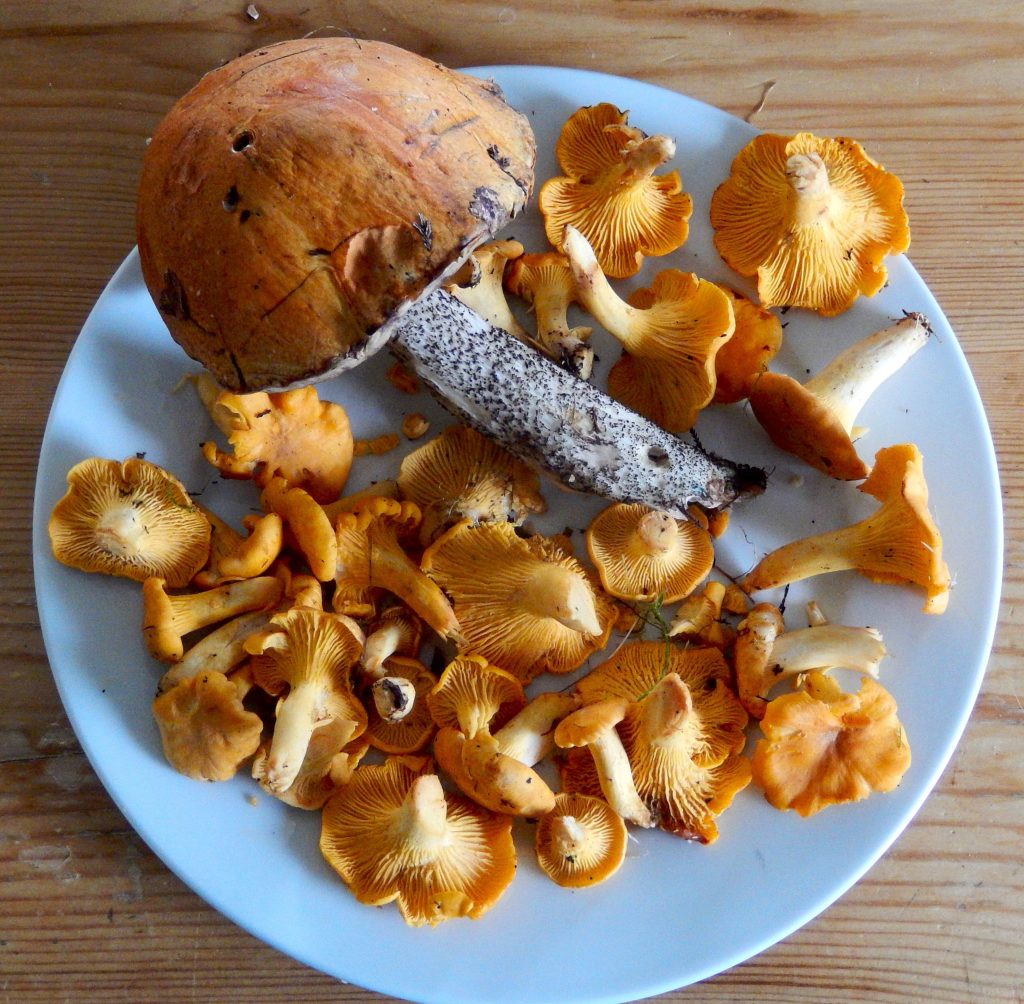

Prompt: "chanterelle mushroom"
[539,102,693,278]
[586,502,714,602]
[320,757,516,926]
[136,38,762,515]
[742,443,951,613]
[749,313,931,480]
[710,131,910,315]
[49,457,210,587]
[535,792,628,889]
[563,226,735,433]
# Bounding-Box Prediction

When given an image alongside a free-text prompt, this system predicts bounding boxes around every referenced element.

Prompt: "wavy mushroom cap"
[421,520,615,683]
[586,502,714,602]
[137,38,535,391]
[710,132,909,316]
[712,288,784,404]
[535,792,628,888]
[320,758,516,926]
[152,670,263,782]
[198,378,353,502]
[540,102,692,278]
[426,654,526,739]
[397,424,547,545]
[49,457,210,587]
[563,227,734,432]
[752,673,911,817]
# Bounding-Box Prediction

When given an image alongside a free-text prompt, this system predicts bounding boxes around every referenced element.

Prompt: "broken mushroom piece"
[193,508,283,587]
[752,672,911,816]
[361,604,424,677]
[504,251,594,379]
[198,378,354,502]
[362,657,438,755]
[733,603,887,718]
[421,520,614,683]
[396,424,547,546]
[539,102,692,279]
[742,443,951,613]
[555,699,653,828]
[49,457,210,587]
[142,574,283,663]
[586,502,714,603]
[710,131,910,315]
[535,793,628,889]
[333,497,462,641]
[244,607,367,794]
[444,240,529,342]
[152,670,263,782]
[712,288,784,404]
[749,313,931,480]
[564,226,735,433]
[320,758,517,927]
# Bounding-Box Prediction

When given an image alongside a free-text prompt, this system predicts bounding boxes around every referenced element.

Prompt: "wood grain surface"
[2,2,1022,1001]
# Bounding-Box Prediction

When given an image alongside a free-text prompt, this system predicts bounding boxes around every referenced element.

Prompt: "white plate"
[33,65,1002,1003]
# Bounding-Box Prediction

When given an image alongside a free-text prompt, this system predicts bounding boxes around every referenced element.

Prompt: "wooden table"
[3,2,1022,1001]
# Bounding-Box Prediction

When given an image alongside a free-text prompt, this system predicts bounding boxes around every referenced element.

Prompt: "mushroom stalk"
[586,728,653,828]
[492,691,579,766]
[786,152,833,225]
[638,674,695,749]
[523,565,602,635]
[398,774,451,856]
[803,313,931,434]
[392,289,764,514]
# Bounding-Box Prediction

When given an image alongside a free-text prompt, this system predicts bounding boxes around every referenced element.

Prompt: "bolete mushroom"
[748,313,931,480]
[136,38,762,515]
[49,457,210,587]
[710,131,910,315]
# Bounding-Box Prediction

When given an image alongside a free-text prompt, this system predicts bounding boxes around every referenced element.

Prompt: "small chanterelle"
[48,35,948,927]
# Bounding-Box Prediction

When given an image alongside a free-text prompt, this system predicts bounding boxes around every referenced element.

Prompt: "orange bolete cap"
[752,672,911,816]
[540,103,692,278]
[49,457,210,587]
[710,132,910,315]
[586,502,714,602]
[320,757,516,926]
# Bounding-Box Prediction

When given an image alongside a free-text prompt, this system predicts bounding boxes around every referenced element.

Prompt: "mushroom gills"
[391,289,765,514]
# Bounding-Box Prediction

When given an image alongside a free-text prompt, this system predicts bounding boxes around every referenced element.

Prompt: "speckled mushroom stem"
[392,289,765,514]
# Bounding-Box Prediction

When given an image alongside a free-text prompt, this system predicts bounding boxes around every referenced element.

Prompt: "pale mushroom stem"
[361,622,404,676]
[370,676,417,722]
[265,683,322,793]
[769,624,886,678]
[589,730,654,828]
[803,314,930,434]
[562,226,643,351]
[525,564,601,635]
[550,815,587,857]
[636,510,679,558]
[621,134,676,181]
[638,674,695,748]
[492,691,579,766]
[399,774,450,855]
[786,152,832,225]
